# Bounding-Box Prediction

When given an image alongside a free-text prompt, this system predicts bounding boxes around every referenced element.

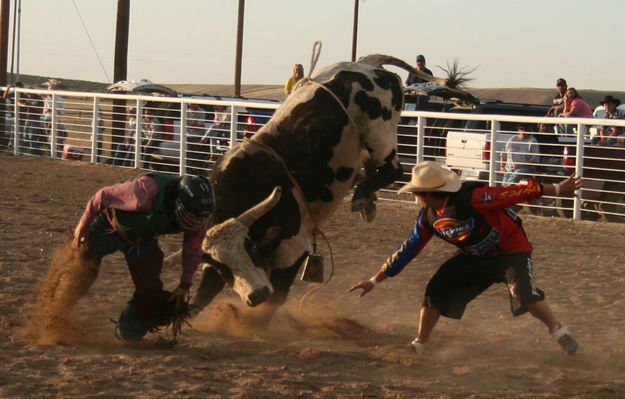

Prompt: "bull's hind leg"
[190,266,226,319]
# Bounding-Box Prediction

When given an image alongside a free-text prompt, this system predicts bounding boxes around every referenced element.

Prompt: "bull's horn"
[237,186,282,228]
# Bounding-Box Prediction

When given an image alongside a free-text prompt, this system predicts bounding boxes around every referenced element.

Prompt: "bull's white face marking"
[202,218,273,306]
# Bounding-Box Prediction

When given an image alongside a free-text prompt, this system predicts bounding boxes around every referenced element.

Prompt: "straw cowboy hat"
[43,79,62,89]
[398,161,462,194]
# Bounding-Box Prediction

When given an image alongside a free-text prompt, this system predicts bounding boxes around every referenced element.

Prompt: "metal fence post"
[12,88,19,155]
[488,120,499,186]
[416,116,425,164]
[90,97,99,163]
[50,93,57,159]
[179,102,187,175]
[574,122,586,220]
[229,105,238,150]
[134,101,142,168]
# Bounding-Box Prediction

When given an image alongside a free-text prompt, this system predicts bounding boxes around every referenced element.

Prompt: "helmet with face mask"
[174,175,216,230]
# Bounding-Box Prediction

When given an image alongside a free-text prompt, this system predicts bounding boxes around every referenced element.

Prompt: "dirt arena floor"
[1,153,625,398]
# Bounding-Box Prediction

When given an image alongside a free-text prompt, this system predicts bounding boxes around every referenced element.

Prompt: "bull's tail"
[356,54,446,86]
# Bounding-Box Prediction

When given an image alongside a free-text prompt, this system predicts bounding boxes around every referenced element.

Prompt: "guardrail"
[1,87,624,223]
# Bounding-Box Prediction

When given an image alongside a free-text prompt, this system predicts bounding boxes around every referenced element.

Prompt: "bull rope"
[293,41,358,129]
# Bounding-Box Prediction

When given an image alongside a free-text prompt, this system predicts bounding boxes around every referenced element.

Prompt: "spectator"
[559,87,593,118]
[546,78,567,116]
[500,125,540,186]
[604,126,625,147]
[558,87,593,134]
[186,103,206,138]
[2,82,25,148]
[405,54,433,85]
[41,79,66,154]
[111,107,138,166]
[41,79,64,121]
[141,109,162,162]
[71,174,216,342]
[348,161,582,356]
[592,95,625,146]
[284,64,304,95]
[202,105,231,156]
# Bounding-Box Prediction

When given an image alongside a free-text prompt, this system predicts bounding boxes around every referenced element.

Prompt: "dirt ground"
[1,153,625,398]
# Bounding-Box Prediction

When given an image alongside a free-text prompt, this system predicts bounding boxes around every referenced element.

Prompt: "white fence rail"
[1,87,624,223]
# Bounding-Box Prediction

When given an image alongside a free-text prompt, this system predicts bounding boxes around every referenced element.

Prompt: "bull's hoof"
[360,201,377,223]
[351,196,368,212]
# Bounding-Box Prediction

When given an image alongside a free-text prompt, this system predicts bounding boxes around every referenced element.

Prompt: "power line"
[71,0,111,83]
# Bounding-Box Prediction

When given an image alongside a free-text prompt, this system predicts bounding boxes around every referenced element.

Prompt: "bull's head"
[201,186,282,307]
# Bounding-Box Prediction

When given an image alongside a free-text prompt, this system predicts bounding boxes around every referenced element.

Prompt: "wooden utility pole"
[234,0,245,97]
[351,0,359,62]
[0,0,9,86]
[112,0,130,149]
[0,0,10,146]
[114,0,129,83]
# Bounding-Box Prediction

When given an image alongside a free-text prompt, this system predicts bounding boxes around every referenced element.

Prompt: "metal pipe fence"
[2,87,624,223]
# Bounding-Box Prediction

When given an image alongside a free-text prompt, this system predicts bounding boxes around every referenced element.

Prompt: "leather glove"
[169,285,190,308]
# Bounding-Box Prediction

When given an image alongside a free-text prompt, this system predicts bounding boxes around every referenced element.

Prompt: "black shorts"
[422,252,545,319]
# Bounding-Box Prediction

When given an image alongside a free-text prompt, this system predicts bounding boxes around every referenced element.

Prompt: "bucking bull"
[165,54,443,321]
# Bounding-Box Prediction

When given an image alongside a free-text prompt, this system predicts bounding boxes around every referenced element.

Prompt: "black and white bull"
[165,55,437,318]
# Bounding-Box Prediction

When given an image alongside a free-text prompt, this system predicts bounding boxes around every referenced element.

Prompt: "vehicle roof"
[106,79,178,96]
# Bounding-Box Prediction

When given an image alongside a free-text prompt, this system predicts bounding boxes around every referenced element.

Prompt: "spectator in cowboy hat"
[593,95,625,146]
[349,161,583,356]
[44,79,62,89]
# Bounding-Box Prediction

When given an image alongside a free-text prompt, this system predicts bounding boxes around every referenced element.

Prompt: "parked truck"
[444,102,552,180]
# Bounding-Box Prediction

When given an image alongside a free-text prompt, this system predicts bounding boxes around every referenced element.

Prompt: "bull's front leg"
[189,264,226,320]
[351,154,404,222]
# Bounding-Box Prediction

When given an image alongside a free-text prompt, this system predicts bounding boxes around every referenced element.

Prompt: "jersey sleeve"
[381,208,433,277]
[470,180,543,211]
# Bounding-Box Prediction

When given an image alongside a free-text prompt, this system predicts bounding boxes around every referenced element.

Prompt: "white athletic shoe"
[410,338,426,354]
[551,325,578,355]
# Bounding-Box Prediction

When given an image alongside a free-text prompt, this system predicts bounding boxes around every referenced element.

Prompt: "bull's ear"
[257,226,282,249]
[237,186,282,228]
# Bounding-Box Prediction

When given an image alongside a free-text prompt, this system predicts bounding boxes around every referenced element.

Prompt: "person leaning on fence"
[70,173,216,342]
[41,79,66,153]
[284,63,304,95]
[500,125,540,186]
[559,87,593,118]
[557,87,593,134]
[546,78,568,116]
[349,161,582,356]
[592,95,625,146]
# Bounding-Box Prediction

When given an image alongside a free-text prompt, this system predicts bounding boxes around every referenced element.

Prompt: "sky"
[11,0,625,91]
